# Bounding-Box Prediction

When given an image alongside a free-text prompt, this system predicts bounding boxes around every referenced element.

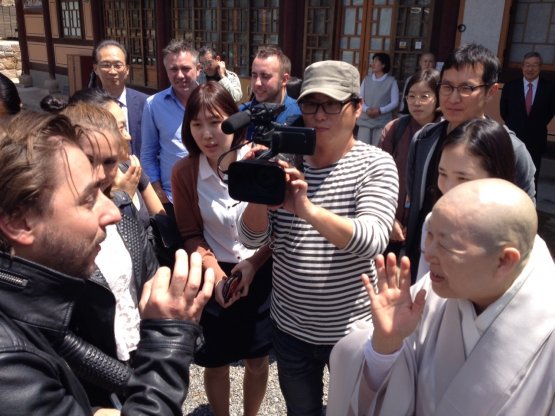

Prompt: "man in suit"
[500,51,555,191]
[92,40,148,157]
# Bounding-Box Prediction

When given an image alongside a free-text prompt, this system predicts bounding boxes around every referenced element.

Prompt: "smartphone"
[222,271,243,303]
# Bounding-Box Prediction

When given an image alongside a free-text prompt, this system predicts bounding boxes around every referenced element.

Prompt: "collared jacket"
[0,250,202,415]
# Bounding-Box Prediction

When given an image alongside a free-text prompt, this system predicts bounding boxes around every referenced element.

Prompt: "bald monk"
[327,178,555,416]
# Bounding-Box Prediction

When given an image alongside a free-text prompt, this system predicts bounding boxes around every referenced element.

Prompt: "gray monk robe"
[327,236,555,416]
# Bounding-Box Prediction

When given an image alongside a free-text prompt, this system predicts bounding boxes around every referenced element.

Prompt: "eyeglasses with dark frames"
[299,98,354,115]
[438,83,490,97]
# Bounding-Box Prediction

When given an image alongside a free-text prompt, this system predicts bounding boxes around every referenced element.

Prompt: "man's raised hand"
[139,250,214,323]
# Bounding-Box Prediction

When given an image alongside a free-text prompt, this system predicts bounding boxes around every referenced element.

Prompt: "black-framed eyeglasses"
[98,61,126,71]
[299,98,354,115]
[438,83,490,97]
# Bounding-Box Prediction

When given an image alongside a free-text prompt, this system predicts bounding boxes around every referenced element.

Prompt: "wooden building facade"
[15,0,555,96]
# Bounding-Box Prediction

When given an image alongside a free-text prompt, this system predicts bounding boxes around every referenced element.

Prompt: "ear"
[485,82,499,102]
[216,55,222,62]
[0,212,37,247]
[281,72,290,87]
[353,99,363,118]
[93,64,100,78]
[496,246,521,277]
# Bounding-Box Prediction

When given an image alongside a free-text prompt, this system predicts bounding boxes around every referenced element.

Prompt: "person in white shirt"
[171,81,272,416]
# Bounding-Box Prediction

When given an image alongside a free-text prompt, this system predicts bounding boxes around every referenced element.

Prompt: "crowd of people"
[0,37,553,416]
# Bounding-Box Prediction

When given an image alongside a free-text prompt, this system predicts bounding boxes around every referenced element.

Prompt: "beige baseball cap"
[298,60,360,101]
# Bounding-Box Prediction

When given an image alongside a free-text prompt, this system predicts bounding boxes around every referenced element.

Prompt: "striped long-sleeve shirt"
[239,141,398,344]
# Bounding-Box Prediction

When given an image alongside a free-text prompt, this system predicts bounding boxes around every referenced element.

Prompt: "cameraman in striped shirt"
[239,60,398,416]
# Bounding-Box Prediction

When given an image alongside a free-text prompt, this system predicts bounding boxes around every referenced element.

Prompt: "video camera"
[221,103,315,205]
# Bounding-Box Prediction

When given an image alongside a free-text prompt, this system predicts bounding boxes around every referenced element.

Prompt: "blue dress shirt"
[140,87,188,203]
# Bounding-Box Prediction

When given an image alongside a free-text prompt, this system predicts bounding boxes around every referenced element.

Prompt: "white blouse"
[197,150,254,264]
[95,223,140,361]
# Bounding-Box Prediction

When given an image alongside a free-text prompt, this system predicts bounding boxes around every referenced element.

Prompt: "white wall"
[459,0,505,54]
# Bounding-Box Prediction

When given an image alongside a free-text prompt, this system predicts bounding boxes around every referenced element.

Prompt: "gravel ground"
[182,356,329,415]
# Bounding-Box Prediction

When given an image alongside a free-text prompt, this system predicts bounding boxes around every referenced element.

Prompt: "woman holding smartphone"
[171,81,272,416]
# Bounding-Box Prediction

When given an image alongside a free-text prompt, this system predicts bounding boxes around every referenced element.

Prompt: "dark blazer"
[500,77,555,164]
[126,87,148,157]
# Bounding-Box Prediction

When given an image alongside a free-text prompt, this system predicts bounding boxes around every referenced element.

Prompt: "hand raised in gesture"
[362,253,426,354]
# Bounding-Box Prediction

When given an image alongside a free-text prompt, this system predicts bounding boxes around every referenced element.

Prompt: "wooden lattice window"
[365,0,395,65]
[102,0,157,88]
[250,0,279,48]
[171,0,280,77]
[59,0,82,39]
[340,0,364,67]
[220,0,249,75]
[304,0,335,67]
[505,0,555,69]
[172,0,194,41]
[193,0,219,45]
[392,1,434,84]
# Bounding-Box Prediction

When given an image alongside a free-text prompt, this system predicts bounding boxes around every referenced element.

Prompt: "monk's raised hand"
[361,253,426,354]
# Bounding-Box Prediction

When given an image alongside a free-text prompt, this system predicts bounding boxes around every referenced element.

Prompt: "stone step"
[17,85,55,112]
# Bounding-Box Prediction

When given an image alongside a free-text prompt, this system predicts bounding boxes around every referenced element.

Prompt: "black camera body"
[228,159,286,205]
[225,104,315,205]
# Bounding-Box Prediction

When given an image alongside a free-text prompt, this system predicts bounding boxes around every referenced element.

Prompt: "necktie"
[525,82,533,115]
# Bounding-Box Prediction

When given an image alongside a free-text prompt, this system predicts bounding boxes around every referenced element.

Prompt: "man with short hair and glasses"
[239,60,398,416]
[92,40,148,157]
[500,51,555,191]
[404,43,536,279]
[197,46,243,102]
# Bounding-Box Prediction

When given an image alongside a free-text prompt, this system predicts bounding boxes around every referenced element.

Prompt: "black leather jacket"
[0,249,201,414]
